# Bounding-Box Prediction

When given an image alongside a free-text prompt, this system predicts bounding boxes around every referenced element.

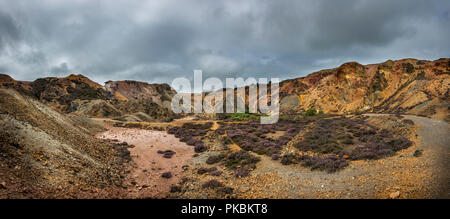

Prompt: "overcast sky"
[0,0,449,88]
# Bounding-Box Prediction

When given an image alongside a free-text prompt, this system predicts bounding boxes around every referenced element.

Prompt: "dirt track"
[404,115,450,149]
[403,115,450,198]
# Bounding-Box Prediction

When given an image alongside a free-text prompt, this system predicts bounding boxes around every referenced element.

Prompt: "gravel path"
[403,115,450,198]
[405,115,450,149]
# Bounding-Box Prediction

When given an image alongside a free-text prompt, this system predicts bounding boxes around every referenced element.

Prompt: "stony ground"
[171,114,449,199]
[0,89,131,198]
[2,106,448,198]
[97,126,194,198]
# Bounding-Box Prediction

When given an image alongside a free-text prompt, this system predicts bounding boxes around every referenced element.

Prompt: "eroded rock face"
[278,58,449,118]
[30,75,112,112]
[334,62,366,80]
[105,80,176,106]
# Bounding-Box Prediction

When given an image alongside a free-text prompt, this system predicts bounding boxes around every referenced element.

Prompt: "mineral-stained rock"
[390,191,400,199]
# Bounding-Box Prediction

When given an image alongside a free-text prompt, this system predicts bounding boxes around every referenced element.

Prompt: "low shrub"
[210,170,223,176]
[223,151,260,170]
[161,172,172,178]
[197,167,218,175]
[219,120,304,156]
[280,154,300,165]
[206,153,225,164]
[305,109,317,116]
[186,138,197,146]
[202,180,223,189]
[194,145,207,153]
[402,62,415,74]
[163,153,173,158]
[167,123,212,154]
[181,122,213,130]
[289,117,413,172]
[167,127,179,134]
[217,117,413,173]
[300,155,348,173]
[194,141,205,148]
[170,185,181,193]
[271,154,280,160]
[413,149,423,157]
[350,136,412,160]
[402,119,415,125]
[218,186,234,194]
[180,177,191,184]
[234,167,251,178]
[220,136,232,145]
[158,150,176,158]
[230,113,260,121]
[197,168,208,175]
[341,137,354,145]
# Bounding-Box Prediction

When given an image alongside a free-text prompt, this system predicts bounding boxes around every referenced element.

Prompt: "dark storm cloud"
[50,62,71,76]
[0,0,449,88]
[304,0,428,49]
[0,11,21,50]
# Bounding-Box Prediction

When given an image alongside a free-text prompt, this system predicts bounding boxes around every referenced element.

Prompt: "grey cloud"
[0,11,21,50]
[304,0,429,49]
[50,62,71,76]
[0,0,449,87]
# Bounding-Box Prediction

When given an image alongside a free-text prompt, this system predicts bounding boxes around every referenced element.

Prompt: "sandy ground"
[96,127,194,198]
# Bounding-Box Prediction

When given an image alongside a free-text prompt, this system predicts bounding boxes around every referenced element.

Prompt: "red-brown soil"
[97,127,194,198]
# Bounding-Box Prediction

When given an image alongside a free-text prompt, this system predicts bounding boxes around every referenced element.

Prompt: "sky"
[0,0,449,89]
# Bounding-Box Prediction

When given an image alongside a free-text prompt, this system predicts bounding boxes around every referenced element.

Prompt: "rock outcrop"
[0,74,179,122]
[105,80,175,106]
[279,58,449,120]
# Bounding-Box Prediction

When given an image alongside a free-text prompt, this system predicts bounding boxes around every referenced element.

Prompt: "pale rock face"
[390,191,400,199]
[277,58,449,118]
[104,80,176,106]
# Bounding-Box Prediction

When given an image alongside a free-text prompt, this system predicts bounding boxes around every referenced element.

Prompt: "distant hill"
[1,58,449,121]
[0,74,178,122]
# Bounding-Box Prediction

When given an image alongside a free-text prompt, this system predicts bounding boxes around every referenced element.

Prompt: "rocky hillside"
[177,58,449,121]
[0,89,131,198]
[30,74,112,113]
[279,58,450,120]
[0,74,33,96]
[1,58,449,121]
[105,80,175,106]
[0,74,178,122]
[104,80,178,121]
